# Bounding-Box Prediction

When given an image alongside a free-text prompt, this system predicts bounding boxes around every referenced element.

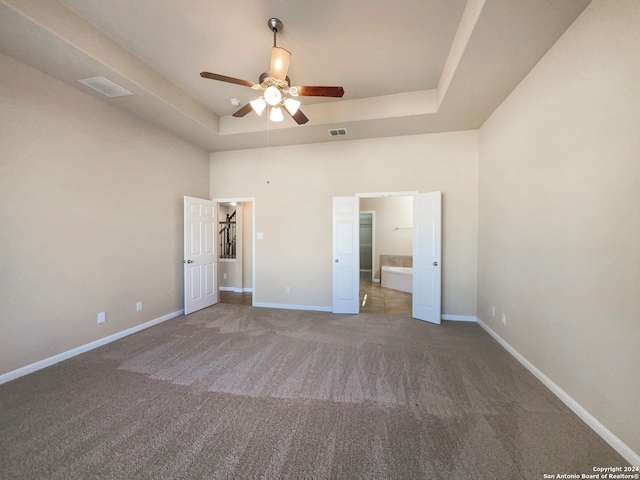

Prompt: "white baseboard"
[441,315,478,322]
[0,309,183,386]
[252,302,332,312]
[219,286,243,293]
[476,317,640,467]
[219,287,253,293]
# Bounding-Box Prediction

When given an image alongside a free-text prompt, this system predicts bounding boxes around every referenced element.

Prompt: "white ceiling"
[0,0,591,152]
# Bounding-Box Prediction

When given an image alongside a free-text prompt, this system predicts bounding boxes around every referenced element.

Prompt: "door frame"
[212,197,256,306]
[335,191,418,313]
[334,190,442,319]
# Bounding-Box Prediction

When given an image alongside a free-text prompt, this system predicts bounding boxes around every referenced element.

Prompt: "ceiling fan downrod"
[268,18,283,47]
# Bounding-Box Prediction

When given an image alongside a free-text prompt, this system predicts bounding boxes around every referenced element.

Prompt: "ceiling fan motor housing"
[259,72,291,88]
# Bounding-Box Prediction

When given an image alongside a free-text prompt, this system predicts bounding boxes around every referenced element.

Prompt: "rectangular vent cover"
[78,76,133,97]
[328,128,348,137]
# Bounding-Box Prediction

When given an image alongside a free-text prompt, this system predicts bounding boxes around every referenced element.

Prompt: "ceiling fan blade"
[270,47,291,81]
[283,104,309,125]
[232,103,254,117]
[200,72,256,88]
[295,86,344,98]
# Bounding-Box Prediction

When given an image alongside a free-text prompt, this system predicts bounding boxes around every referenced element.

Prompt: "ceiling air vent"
[328,128,348,137]
[78,76,133,97]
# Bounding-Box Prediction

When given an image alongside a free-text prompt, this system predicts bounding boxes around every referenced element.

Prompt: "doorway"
[332,192,442,323]
[215,198,255,306]
[359,196,413,316]
[359,196,413,283]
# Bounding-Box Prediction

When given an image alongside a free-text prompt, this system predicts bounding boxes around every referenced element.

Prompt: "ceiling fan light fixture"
[264,85,282,106]
[269,106,284,122]
[284,98,301,115]
[250,97,267,115]
[200,17,344,126]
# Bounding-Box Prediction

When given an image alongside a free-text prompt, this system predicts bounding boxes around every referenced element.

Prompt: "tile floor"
[219,290,253,305]
[359,281,412,316]
[219,281,412,316]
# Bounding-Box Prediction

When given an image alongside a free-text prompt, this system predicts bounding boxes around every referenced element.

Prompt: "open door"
[412,192,442,324]
[332,196,359,314]
[184,196,218,314]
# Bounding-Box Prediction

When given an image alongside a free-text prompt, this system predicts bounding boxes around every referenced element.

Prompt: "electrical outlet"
[223,273,228,279]
[136,301,143,312]
[501,313,507,325]
[285,286,290,294]
[97,311,106,324]
[491,306,496,317]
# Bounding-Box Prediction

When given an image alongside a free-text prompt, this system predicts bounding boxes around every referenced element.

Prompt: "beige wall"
[0,53,210,375]
[360,196,413,280]
[242,202,253,290]
[478,0,640,454]
[210,131,478,314]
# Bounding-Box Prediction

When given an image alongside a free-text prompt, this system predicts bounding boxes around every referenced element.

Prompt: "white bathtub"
[381,266,413,293]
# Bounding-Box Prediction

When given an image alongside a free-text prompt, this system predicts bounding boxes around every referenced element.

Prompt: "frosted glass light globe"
[269,106,284,122]
[264,85,282,106]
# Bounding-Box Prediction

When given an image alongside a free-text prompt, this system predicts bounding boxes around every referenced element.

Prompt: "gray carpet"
[0,304,627,479]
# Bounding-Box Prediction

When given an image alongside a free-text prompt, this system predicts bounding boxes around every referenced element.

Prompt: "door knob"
[184,260,194,264]
[335,259,339,263]
[433,261,438,266]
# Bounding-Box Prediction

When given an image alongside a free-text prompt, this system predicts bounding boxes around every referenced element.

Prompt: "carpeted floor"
[0,304,627,479]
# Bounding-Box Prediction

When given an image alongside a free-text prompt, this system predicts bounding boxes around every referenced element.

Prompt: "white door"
[184,196,217,314]
[412,192,442,324]
[332,197,359,314]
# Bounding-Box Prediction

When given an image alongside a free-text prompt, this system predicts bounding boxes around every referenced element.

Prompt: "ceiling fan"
[200,18,344,125]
